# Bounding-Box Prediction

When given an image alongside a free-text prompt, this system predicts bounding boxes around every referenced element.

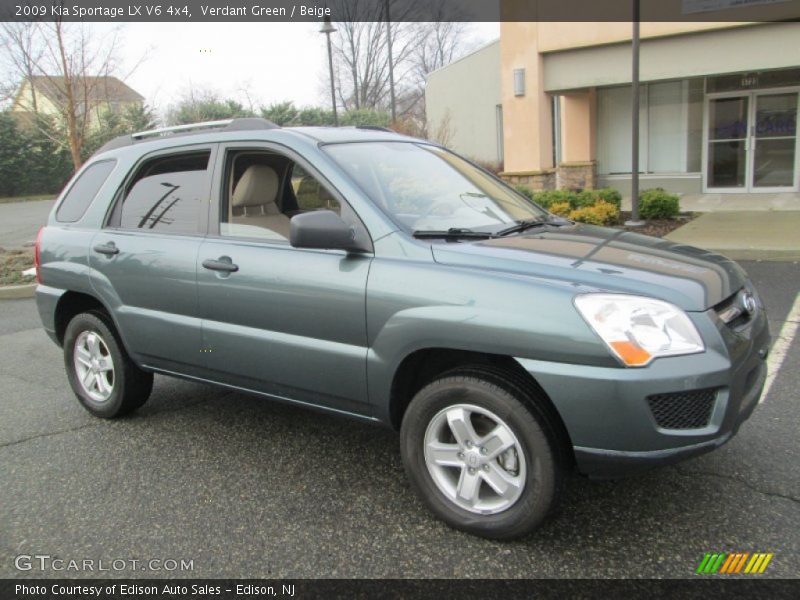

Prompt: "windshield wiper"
[413,227,494,240]
[495,218,549,237]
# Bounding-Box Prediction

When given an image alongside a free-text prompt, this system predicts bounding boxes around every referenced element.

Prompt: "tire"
[63,310,153,418]
[400,366,566,540]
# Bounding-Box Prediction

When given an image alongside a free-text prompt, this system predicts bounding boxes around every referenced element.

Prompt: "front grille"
[646,389,717,430]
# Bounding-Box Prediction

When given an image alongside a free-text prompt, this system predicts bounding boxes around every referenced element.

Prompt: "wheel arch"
[387,347,574,464]
[54,291,135,360]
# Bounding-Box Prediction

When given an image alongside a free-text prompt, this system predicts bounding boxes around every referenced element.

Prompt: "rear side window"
[56,160,116,222]
[117,151,210,234]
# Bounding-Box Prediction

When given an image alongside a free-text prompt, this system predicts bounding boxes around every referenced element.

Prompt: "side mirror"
[290,210,366,252]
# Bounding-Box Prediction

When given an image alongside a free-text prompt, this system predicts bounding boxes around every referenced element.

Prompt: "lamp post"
[626,0,644,227]
[320,17,339,127]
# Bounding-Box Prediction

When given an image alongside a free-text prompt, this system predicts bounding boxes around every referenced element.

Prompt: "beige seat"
[230,165,291,239]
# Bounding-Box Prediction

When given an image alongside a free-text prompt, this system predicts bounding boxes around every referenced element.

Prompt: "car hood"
[430,224,748,311]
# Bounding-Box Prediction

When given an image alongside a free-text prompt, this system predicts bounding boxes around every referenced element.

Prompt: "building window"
[596,79,703,175]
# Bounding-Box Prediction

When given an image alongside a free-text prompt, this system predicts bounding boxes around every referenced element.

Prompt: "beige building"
[11,75,144,129]
[425,40,503,166]
[426,20,800,197]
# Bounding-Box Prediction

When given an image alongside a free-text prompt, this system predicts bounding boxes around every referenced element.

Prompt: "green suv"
[35,118,770,539]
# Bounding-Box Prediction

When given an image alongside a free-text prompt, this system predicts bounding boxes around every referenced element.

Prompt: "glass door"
[705,90,799,192]
[706,95,749,190]
[752,92,798,190]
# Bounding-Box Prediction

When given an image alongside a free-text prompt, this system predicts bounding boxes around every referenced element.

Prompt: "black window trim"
[208,141,374,253]
[103,143,218,238]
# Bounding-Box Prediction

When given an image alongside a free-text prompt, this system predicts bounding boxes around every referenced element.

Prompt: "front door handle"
[93,242,119,256]
[202,257,239,273]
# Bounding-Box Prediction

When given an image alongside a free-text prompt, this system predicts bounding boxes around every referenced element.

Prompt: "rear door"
[89,144,216,376]
[196,143,373,416]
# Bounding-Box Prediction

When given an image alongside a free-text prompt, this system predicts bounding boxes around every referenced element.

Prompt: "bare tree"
[413,21,471,84]
[404,0,473,124]
[0,23,43,108]
[1,20,138,169]
[326,0,475,129]
[329,0,422,113]
[429,109,456,146]
[398,20,473,127]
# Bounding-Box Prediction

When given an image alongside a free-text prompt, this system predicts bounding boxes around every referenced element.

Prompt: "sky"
[103,22,500,117]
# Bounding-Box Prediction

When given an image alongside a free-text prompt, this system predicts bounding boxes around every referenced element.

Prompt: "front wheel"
[400,367,565,540]
[63,311,153,418]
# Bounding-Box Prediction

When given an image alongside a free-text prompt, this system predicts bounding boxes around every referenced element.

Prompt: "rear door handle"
[93,242,119,256]
[202,257,239,273]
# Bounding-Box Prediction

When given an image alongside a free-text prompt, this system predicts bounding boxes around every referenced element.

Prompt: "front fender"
[364,258,616,424]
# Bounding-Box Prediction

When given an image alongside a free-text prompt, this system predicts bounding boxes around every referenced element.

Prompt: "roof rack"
[132,119,231,139]
[95,117,279,154]
[132,117,278,139]
[354,125,394,132]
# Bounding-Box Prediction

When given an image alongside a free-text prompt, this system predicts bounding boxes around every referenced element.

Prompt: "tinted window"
[119,152,209,234]
[56,160,116,222]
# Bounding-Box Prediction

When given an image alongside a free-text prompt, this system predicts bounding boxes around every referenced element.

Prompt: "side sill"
[143,364,382,425]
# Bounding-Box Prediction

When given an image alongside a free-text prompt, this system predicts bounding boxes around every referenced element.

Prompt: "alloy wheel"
[423,403,527,515]
[73,330,115,402]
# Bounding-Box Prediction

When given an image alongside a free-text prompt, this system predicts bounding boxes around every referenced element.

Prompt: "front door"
[705,89,799,192]
[196,145,373,416]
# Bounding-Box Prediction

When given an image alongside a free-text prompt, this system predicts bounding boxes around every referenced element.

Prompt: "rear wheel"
[400,366,565,539]
[63,311,153,418]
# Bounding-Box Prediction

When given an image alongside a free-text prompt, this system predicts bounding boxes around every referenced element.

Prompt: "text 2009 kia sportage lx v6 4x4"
[35,119,770,539]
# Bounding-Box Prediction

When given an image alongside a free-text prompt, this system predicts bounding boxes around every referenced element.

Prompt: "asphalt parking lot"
[1,260,798,579]
[0,200,55,249]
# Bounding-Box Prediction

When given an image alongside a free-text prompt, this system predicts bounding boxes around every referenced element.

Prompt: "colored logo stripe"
[745,553,774,574]
[697,552,774,574]
[697,553,726,574]
[696,553,713,574]
[721,553,748,574]
[719,553,736,573]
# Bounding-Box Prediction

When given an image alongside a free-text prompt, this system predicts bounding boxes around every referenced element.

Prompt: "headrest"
[232,165,279,209]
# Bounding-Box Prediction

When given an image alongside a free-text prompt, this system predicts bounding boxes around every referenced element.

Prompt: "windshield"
[323,142,548,233]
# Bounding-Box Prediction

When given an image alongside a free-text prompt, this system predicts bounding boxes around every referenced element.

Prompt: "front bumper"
[516,304,770,479]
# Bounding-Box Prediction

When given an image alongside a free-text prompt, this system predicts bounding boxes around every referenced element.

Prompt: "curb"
[0,283,36,299]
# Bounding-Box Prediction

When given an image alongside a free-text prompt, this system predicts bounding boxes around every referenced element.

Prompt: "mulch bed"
[611,212,697,238]
[0,247,35,286]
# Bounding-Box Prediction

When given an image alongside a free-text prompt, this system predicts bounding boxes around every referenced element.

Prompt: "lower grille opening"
[647,388,717,430]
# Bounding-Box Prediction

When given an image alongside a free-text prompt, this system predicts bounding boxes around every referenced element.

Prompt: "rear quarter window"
[55,160,116,222]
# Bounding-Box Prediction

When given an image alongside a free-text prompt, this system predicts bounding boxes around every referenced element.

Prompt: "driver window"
[220,151,341,242]
[290,164,341,215]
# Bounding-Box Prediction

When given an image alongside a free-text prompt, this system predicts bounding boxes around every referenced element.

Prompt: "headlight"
[574,293,704,367]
